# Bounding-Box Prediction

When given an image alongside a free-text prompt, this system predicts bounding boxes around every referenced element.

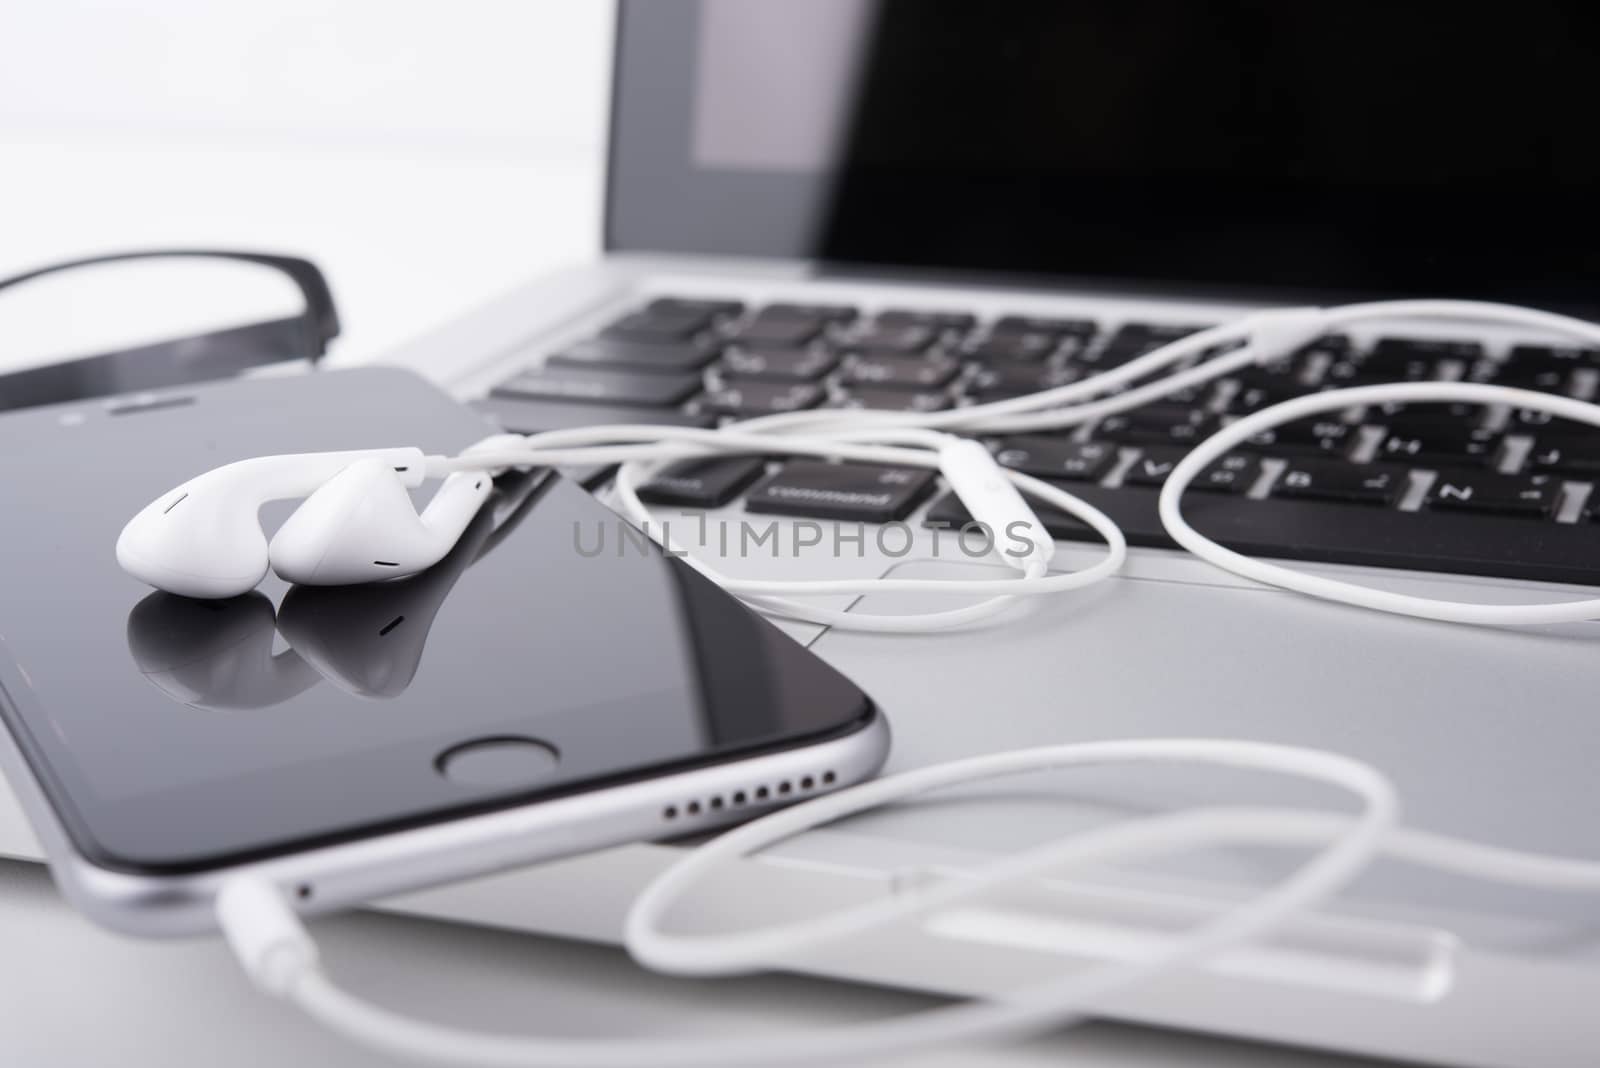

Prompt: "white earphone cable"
[1161,381,1600,625]
[182,297,1600,1064]
[217,738,1600,1067]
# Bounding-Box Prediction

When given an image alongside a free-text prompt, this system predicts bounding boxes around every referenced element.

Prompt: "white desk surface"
[0,137,1397,1067]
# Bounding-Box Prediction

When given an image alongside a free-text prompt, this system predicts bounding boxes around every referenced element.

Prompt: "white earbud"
[117,448,427,599]
[268,459,493,587]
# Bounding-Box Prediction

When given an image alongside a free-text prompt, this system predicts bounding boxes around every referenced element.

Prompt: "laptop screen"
[609,0,1600,308]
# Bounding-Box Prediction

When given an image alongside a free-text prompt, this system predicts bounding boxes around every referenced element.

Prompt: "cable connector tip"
[216,879,319,998]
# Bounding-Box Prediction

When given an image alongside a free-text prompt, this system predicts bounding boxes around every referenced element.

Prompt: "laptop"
[6,2,1600,1064]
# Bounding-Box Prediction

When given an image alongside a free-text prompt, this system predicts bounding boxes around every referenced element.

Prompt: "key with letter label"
[745,461,938,522]
[1273,461,1408,506]
[993,438,1117,481]
[637,457,769,508]
[1121,447,1260,493]
[1427,470,1558,518]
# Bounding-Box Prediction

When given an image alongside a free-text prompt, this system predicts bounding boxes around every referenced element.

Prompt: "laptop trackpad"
[808,559,1600,952]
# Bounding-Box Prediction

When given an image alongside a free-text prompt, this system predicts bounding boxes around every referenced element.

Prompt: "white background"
[0,0,615,363]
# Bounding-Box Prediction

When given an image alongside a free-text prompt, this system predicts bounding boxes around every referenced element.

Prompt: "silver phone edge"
[0,705,890,939]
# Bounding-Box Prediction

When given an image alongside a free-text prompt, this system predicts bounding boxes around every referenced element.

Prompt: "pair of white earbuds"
[116,436,530,599]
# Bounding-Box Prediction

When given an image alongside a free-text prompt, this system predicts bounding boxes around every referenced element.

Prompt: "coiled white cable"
[216,738,1600,1067]
[432,298,1600,631]
[219,739,1399,1066]
[208,298,1600,1064]
[1162,381,1600,625]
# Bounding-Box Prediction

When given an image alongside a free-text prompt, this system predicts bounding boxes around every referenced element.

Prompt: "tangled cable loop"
[213,299,1600,1066]
[447,298,1600,631]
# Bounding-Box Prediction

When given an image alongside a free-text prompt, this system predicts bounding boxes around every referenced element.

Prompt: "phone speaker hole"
[662,805,678,821]
[732,791,747,806]
[296,883,313,901]
[800,776,815,790]
[710,796,724,811]
[777,781,792,796]
[823,770,837,785]
[686,801,702,816]
[755,786,770,801]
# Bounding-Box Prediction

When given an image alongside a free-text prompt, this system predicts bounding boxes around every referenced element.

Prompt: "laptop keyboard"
[475,297,1600,588]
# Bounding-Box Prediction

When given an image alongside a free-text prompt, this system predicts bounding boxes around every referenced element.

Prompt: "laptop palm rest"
[802,557,1600,954]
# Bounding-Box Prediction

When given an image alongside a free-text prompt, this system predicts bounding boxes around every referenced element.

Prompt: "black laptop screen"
[609,0,1600,308]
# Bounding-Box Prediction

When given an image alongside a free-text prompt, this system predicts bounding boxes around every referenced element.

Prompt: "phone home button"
[436,736,560,788]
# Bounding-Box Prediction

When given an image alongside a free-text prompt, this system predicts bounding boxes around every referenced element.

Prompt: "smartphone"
[0,369,889,936]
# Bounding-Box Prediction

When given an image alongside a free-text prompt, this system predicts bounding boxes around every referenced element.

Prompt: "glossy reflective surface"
[0,370,874,873]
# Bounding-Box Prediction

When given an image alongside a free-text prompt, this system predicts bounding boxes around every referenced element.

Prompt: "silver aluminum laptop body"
[6,4,1600,1065]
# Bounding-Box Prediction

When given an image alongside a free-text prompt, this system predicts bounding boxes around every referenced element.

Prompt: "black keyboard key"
[965,363,1080,401]
[967,332,1059,363]
[1273,460,1407,506]
[1468,358,1574,393]
[993,438,1117,481]
[637,457,768,508]
[992,315,1097,338]
[647,296,744,318]
[548,338,717,374]
[1526,432,1600,477]
[1426,470,1557,517]
[725,317,821,347]
[1324,354,1444,386]
[1230,362,1315,392]
[758,302,858,323]
[832,388,952,413]
[1369,336,1483,365]
[700,382,824,418]
[1121,448,1260,494]
[600,308,710,343]
[1371,403,1486,434]
[1088,323,1211,369]
[1117,451,1186,488]
[1239,419,1359,457]
[1222,383,1318,416]
[876,309,977,332]
[842,354,961,390]
[495,368,701,408]
[472,397,714,434]
[1504,406,1567,433]
[1503,344,1600,370]
[843,323,938,355]
[1094,409,1219,446]
[720,346,838,382]
[1376,428,1502,467]
[746,461,937,522]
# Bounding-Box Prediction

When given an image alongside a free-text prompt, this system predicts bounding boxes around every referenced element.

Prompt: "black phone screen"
[0,369,875,874]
